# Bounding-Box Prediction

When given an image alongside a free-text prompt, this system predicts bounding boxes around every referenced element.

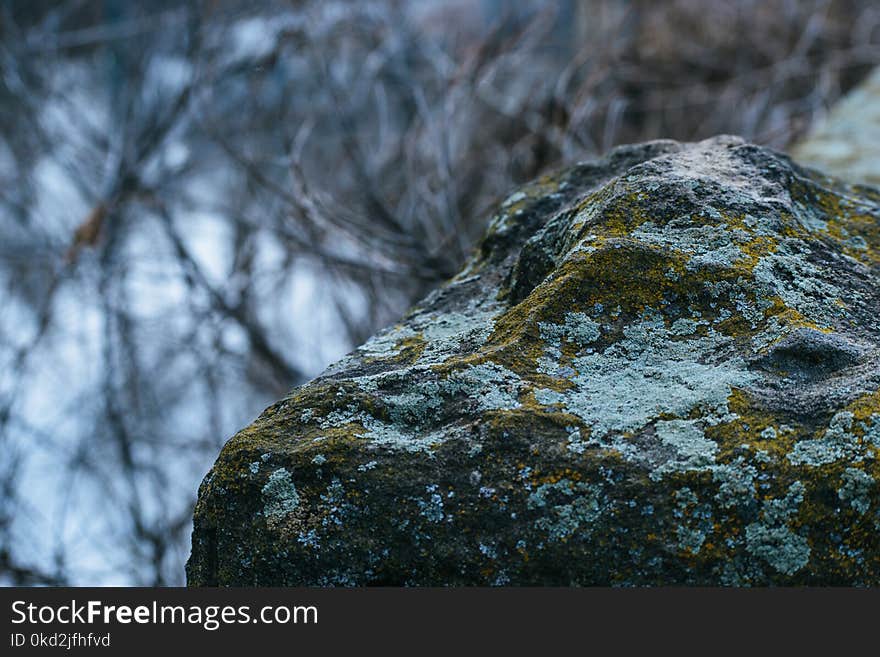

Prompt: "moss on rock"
[188,136,880,586]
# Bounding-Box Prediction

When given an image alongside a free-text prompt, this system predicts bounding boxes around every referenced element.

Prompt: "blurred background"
[1,0,878,585]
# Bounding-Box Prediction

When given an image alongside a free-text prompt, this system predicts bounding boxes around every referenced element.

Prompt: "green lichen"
[745,482,810,576]
[838,468,874,514]
[262,468,300,519]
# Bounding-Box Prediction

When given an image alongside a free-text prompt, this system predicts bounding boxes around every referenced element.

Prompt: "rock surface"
[188,136,880,586]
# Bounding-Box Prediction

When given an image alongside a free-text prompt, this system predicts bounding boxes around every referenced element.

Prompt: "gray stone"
[188,136,880,586]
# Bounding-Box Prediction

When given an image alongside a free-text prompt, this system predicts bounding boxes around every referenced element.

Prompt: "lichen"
[533,315,753,448]
[262,468,300,519]
[744,482,811,576]
[787,412,863,467]
[838,467,874,514]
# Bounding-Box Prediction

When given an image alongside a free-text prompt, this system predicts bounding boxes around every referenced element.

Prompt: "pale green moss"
[262,468,300,519]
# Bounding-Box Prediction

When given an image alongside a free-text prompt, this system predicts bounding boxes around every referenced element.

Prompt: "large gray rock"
[188,136,880,586]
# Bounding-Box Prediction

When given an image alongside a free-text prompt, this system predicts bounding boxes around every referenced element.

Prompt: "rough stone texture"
[188,136,880,586]
[792,67,880,186]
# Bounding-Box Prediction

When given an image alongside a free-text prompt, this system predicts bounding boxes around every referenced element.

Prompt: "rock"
[187,136,880,586]
[792,67,880,186]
